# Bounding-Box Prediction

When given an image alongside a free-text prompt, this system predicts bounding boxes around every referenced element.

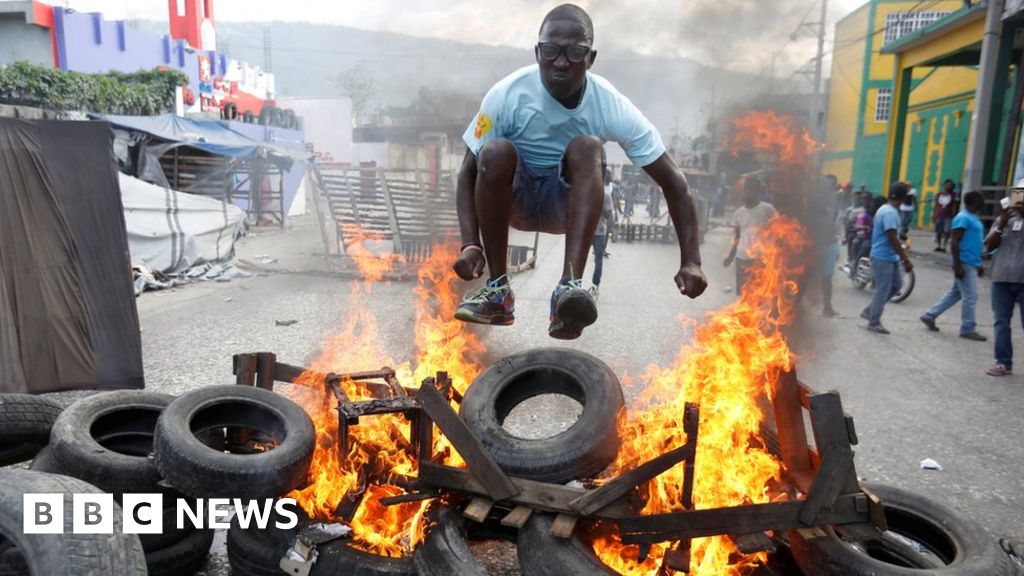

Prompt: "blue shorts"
[510,151,571,234]
[508,143,606,234]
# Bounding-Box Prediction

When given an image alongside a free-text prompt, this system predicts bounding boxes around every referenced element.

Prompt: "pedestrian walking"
[810,175,843,316]
[590,169,615,300]
[919,191,987,341]
[900,180,917,236]
[933,179,958,252]
[861,182,914,334]
[983,196,1024,376]
[723,177,776,294]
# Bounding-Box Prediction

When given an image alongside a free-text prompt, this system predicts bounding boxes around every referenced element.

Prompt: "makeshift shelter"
[102,114,309,227]
[0,118,143,393]
[120,173,246,273]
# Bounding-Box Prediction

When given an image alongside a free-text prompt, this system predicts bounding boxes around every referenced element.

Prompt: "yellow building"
[824,1,979,226]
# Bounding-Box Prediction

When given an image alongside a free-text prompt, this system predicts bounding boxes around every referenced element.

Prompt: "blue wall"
[53,8,227,93]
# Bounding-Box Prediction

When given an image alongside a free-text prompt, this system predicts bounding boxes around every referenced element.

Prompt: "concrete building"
[883,3,1024,226]
[824,0,977,224]
[0,1,53,67]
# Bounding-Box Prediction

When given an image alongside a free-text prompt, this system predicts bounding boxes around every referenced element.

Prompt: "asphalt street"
[29,212,1024,573]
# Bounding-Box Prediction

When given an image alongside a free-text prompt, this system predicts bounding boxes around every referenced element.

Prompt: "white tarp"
[120,174,246,273]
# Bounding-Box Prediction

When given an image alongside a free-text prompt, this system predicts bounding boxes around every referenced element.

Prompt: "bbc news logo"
[23,494,299,534]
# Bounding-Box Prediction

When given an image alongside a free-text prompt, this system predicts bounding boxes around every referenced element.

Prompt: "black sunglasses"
[536,43,591,63]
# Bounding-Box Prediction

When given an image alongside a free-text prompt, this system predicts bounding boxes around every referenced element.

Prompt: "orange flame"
[592,216,810,574]
[283,232,485,557]
[729,111,820,166]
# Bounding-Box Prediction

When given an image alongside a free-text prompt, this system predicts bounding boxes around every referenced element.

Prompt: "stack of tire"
[0,385,318,576]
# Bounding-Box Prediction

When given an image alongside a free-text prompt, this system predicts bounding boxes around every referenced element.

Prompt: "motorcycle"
[845,241,915,303]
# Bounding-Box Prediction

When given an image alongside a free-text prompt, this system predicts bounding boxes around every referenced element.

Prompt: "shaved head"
[540,3,594,44]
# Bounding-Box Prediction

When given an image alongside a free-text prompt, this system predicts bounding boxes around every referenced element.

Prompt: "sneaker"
[920,316,939,332]
[933,246,943,252]
[548,279,598,340]
[960,332,987,342]
[454,277,515,325]
[823,308,839,318]
[588,285,600,303]
[986,364,1013,376]
[866,324,890,335]
[860,307,870,321]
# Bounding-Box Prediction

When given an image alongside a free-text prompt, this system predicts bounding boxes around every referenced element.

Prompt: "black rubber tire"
[459,348,625,483]
[49,390,173,494]
[27,443,59,472]
[0,394,62,466]
[891,269,916,303]
[154,385,315,499]
[226,506,417,576]
[0,470,147,575]
[243,110,255,123]
[415,506,505,576]
[283,109,297,130]
[789,483,1015,575]
[145,526,214,576]
[516,513,616,576]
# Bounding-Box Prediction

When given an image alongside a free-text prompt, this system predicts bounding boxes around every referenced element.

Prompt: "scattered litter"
[251,254,278,264]
[919,458,943,471]
[224,297,233,302]
[275,319,298,327]
[564,480,584,489]
[134,262,252,295]
[723,286,733,294]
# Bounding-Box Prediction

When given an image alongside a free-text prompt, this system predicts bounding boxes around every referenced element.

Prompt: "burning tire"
[154,385,315,499]
[789,483,1015,575]
[0,393,62,466]
[49,391,174,494]
[226,505,417,576]
[414,506,517,576]
[459,348,625,483]
[0,470,147,576]
[516,513,616,576]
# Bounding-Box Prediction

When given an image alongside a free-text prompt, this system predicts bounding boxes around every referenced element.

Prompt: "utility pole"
[810,0,828,141]
[262,27,273,71]
[964,0,1005,194]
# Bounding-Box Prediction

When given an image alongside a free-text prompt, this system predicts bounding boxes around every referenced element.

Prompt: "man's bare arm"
[885,228,913,272]
[453,150,486,280]
[642,153,707,297]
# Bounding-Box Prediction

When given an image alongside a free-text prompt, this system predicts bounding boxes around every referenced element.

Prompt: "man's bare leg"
[561,135,604,280]
[475,139,517,280]
[548,136,604,340]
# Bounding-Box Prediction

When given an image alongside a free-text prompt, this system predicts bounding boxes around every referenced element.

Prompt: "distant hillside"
[138,20,801,134]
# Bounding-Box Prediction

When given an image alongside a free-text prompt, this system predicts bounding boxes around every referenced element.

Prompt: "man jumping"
[452,3,707,339]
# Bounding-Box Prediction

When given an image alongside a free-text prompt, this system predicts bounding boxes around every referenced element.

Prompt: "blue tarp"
[101,114,308,161]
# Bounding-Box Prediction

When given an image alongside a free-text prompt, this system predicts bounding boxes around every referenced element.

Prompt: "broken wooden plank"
[549,514,578,539]
[681,403,699,511]
[500,506,534,528]
[378,492,438,507]
[233,353,258,387]
[662,540,691,573]
[463,498,495,523]
[338,397,420,422]
[731,532,777,554]
[569,443,693,517]
[798,446,854,526]
[807,392,861,495]
[617,494,871,544]
[415,382,520,501]
[255,352,277,390]
[833,522,883,543]
[416,462,634,519]
[773,370,813,478]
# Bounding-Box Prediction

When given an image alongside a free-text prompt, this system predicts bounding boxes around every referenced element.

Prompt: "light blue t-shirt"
[462,65,665,168]
[952,211,983,267]
[871,203,901,262]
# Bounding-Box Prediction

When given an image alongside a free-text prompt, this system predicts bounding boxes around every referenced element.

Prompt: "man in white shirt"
[723,177,776,294]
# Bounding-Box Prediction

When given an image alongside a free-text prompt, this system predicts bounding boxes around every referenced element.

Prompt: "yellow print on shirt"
[474,112,493,140]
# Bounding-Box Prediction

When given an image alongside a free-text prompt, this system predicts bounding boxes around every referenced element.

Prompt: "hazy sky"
[56,0,868,75]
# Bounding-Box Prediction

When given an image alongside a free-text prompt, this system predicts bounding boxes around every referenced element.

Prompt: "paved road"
[35,213,1024,573]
